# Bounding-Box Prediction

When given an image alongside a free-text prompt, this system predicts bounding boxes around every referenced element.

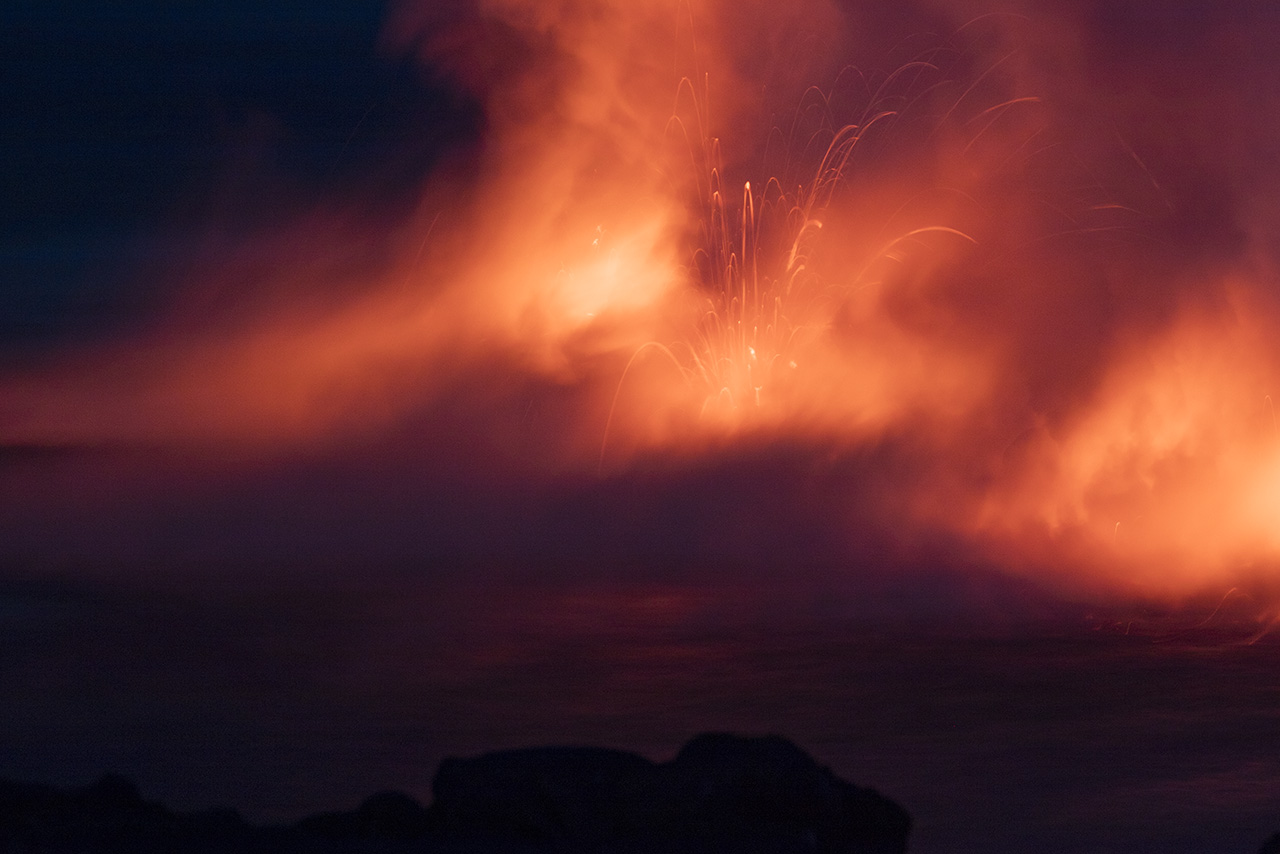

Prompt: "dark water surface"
[3,576,1279,854]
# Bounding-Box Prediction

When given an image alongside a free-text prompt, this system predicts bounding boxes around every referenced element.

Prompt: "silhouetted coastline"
[0,733,909,853]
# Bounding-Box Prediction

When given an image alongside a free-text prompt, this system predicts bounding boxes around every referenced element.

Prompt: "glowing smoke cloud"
[3,0,1280,602]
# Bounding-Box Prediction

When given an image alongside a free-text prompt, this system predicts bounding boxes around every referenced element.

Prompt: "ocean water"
[2,576,1279,854]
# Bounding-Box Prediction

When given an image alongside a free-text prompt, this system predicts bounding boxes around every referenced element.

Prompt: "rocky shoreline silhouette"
[0,733,910,853]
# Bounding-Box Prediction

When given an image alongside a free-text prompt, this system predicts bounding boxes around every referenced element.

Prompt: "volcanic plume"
[4,0,1280,609]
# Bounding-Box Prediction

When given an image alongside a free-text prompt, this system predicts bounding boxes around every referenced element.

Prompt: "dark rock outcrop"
[293,790,430,840]
[0,734,909,853]
[0,773,252,847]
[428,732,911,854]
[429,745,654,841]
[0,775,172,844]
[661,733,910,852]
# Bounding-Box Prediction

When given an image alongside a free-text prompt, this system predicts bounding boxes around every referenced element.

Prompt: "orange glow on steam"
[3,0,1279,603]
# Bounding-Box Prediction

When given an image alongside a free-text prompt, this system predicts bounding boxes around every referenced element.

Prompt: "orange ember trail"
[3,0,1280,609]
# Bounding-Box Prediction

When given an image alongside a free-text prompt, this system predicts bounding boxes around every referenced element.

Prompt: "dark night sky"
[1,0,478,340]
[4,2,1280,853]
